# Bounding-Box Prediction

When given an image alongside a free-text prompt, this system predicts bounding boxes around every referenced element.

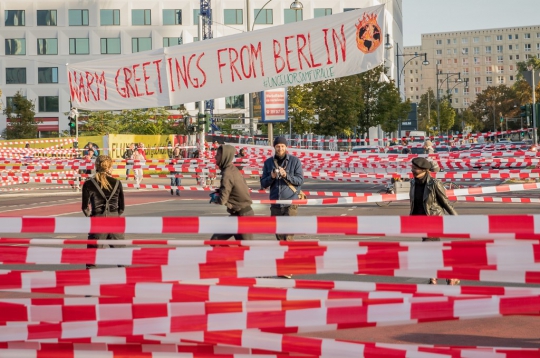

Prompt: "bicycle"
[376,179,410,207]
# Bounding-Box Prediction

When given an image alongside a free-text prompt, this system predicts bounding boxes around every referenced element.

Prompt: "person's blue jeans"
[171,173,181,194]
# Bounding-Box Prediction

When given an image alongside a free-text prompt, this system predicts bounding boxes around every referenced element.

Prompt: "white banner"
[67,5,385,111]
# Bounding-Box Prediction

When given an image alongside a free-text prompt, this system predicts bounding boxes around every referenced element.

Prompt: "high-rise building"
[0,0,403,137]
[404,25,540,110]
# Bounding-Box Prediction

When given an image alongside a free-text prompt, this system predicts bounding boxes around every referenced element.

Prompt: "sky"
[403,0,540,46]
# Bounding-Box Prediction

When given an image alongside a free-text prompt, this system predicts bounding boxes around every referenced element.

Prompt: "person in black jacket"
[82,155,125,269]
[260,137,304,241]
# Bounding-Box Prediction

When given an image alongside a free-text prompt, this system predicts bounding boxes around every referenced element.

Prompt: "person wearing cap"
[410,157,458,285]
[210,145,254,240]
[260,136,304,241]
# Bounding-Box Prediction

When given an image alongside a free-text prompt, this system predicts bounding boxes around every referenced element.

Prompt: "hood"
[217,144,236,169]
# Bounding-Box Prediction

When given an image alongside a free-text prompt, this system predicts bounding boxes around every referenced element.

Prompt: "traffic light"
[197,113,205,132]
[520,104,531,119]
[68,117,76,136]
[205,112,211,133]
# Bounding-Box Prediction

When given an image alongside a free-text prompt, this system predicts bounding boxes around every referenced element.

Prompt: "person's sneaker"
[176,191,180,196]
[170,189,174,195]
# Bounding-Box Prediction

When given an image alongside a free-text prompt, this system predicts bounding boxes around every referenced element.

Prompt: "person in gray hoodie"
[210,144,254,240]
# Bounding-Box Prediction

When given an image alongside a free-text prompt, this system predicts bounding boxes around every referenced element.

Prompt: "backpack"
[90,178,120,216]
[122,148,133,160]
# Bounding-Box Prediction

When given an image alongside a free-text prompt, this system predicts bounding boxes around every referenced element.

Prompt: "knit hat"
[273,136,288,147]
[411,157,431,170]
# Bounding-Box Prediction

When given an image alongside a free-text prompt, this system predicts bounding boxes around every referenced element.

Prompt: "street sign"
[231,124,249,129]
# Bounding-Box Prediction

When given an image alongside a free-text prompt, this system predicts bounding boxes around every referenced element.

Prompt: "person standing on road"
[210,145,254,240]
[132,149,144,187]
[82,155,125,269]
[123,143,135,180]
[170,145,182,196]
[409,157,459,285]
[423,140,435,154]
[260,136,304,241]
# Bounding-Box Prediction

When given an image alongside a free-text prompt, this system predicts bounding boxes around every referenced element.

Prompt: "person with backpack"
[122,143,135,180]
[170,145,182,196]
[81,155,125,269]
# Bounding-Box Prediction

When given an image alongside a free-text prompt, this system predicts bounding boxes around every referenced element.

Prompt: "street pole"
[436,66,440,138]
[246,1,256,144]
[198,14,206,156]
[533,67,538,145]
[492,98,496,143]
[396,45,401,138]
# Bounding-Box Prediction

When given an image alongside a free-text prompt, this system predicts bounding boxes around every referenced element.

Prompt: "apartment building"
[0,0,403,137]
[404,25,540,109]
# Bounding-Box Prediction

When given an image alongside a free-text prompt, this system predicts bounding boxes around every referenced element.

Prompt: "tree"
[2,91,39,139]
[311,76,361,136]
[432,100,456,134]
[468,85,518,132]
[417,88,438,132]
[288,84,316,135]
[355,65,406,137]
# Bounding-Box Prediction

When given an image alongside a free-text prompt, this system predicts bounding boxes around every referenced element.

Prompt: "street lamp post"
[436,64,461,138]
[527,65,538,145]
[246,0,303,145]
[394,46,429,137]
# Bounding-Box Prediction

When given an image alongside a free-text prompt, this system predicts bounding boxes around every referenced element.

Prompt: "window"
[515,34,519,39]
[485,56,491,64]
[453,38,457,44]
[474,47,480,54]
[509,45,513,50]
[486,66,492,74]
[497,66,504,73]
[474,67,480,75]
[497,76,505,84]
[133,9,151,25]
[510,75,514,81]
[436,49,442,55]
[464,98,470,106]
[473,37,479,43]
[525,44,531,52]
[6,96,26,110]
[485,46,491,54]
[38,67,58,83]
[526,54,533,59]
[226,95,245,109]
[509,65,514,71]
[537,44,540,51]
[497,45,503,53]
[454,58,458,64]
[446,58,452,64]
[5,39,26,55]
[100,9,120,25]
[314,8,332,17]
[496,35,502,41]
[343,8,359,12]
[454,88,458,94]
[446,49,452,55]
[516,54,520,60]
[486,77,492,84]
[463,67,469,75]
[193,37,199,42]
[462,38,468,44]
[284,9,302,23]
[193,9,200,24]
[5,10,25,26]
[100,38,121,54]
[436,39,442,45]
[163,37,182,47]
[224,9,242,24]
[6,68,26,84]
[37,10,57,26]
[163,9,181,25]
[537,33,540,38]
[474,57,480,64]
[38,96,59,112]
[474,77,481,85]
[254,9,273,24]
[509,55,513,60]
[497,55,503,63]
[37,38,58,55]
[462,58,468,65]
[132,37,151,52]
[69,38,89,54]
[485,36,491,42]
[447,39,451,45]
[69,9,89,26]
[475,87,482,94]
[453,48,457,54]
[508,34,512,40]
[525,33,531,39]
[462,47,468,55]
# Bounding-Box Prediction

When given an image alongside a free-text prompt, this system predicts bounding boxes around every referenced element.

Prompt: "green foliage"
[288,84,317,134]
[468,85,518,131]
[434,100,456,133]
[2,91,39,139]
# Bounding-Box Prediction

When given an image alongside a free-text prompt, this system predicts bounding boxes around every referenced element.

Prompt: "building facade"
[0,0,402,137]
[404,25,540,110]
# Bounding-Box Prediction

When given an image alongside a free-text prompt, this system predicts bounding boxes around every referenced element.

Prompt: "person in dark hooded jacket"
[210,144,254,240]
